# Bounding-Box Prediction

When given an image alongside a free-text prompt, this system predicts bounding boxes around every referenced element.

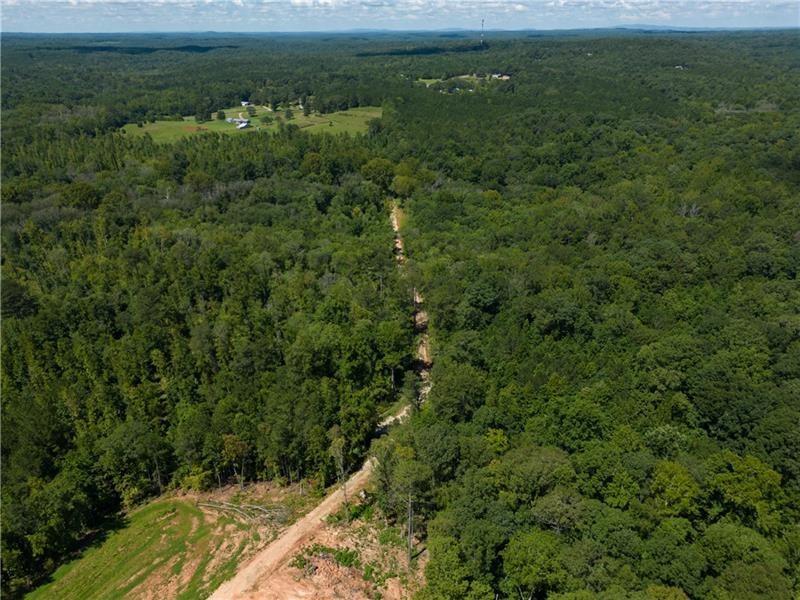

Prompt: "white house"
[237,121,249,129]
[241,101,251,107]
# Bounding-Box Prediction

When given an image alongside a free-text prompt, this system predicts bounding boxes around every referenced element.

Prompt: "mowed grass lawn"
[122,105,381,143]
[27,500,255,600]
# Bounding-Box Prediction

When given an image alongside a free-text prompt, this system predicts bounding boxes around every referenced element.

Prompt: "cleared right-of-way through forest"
[208,201,430,599]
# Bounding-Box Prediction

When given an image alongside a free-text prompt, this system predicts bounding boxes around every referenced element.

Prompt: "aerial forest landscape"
[1,1,799,598]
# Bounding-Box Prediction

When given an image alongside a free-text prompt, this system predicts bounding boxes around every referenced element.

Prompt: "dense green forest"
[2,30,799,598]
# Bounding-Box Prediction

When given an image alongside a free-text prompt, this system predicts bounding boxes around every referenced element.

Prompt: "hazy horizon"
[2,0,798,34]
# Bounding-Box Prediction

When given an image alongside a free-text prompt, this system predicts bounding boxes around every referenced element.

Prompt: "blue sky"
[2,0,798,33]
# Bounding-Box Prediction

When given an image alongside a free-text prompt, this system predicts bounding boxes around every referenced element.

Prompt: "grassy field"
[416,74,501,89]
[122,105,381,143]
[27,500,256,600]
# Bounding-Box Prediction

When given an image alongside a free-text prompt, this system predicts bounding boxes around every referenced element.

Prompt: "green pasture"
[122,105,381,143]
[27,500,252,600]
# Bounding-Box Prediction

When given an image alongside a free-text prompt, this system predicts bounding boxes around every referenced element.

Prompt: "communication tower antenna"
[481,18,484,46]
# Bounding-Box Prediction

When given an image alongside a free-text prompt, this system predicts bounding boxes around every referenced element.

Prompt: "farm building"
[241,101,251,106]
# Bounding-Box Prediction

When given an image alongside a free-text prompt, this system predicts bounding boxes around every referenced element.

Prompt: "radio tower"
[481,18,484,46]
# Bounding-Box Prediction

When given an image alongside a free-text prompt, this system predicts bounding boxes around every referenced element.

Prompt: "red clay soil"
[208,464,376,599]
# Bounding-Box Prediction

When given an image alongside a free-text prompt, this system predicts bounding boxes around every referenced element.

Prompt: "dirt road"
[208,202,430,599]
[208,404,416,599]
[208,462,375,599]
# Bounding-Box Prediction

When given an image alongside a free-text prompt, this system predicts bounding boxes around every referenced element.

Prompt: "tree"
[418,536,472,600]
[427,360,485,423]
[400,369,419,409]
[704,451,784,534]
[707,562,793,600]
[391,174,418,198]
[371,437,399,515]
[360,157,395,191]
[20,468,93,571]
[60,181,101,209]
[501,529,568,600]
[490,444,574,509]
[750,407,800,492]
[185,169,214,193]
[644,586,689,600]
[394,456,433,566]
[217,110,226,120]
[546,397,610,452]
[173,404,211,471]
[699,522,787,576]
[284,107,294,120]
[531,487,586,534]
[99,420,171,507]
[328,426,348,513]
[640,519,705,596]
[649,461,701,517]
[1,279,37,318]
[370,439,432,565]
[338,386,381,464]
[375,318,411,391]
[222,434,249,489]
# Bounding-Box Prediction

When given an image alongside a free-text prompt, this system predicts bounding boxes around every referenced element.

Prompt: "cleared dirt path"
[208,202,430,599]
[208,463,375,599]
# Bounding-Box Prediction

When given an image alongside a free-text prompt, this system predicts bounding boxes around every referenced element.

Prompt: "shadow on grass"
[75,512,129,555]
[20,512,129,598]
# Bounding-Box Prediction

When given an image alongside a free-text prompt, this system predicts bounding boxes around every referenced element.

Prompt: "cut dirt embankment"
[208,201,430,599]
[208,464,375,599]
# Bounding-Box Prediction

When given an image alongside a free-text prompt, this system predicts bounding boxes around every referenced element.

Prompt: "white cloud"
[1,0,797,31]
